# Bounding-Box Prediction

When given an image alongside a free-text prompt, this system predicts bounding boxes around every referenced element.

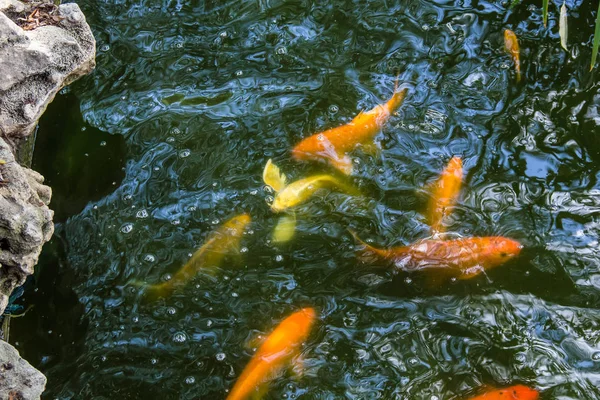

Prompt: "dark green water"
[9,0,600,398]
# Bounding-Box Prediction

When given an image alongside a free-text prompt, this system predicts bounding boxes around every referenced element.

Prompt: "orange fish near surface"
[504,29,522,82]
[227,308,317,400]
[352,234,522,280]
[466,385,539,400]
[292,84,409,175]
[425,156,463,234]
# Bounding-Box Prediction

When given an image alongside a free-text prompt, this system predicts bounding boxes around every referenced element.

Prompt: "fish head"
[500,385,539,400]
[481,237,523,269]
[292,136,322,161]
[447,156,463,175]
[261,307,317,355]
[271,187,301,212]
[224,213,252,236]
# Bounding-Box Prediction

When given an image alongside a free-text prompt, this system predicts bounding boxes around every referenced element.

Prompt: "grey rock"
[0,137,53,315]
[0,340,46,399]
[0,0,95,145]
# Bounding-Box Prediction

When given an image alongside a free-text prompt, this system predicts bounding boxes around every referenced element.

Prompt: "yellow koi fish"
[425,156,463,234]
[227,308,317,400]
[263,159,360,213]
[142,213,251,300]
[504,29,521,82]
[292,83,409,175]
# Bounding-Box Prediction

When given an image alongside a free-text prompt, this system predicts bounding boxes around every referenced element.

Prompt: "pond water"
[9,0,600,398]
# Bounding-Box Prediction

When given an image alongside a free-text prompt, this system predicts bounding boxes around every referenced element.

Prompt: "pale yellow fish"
[272,212,297,243]
[141,213,251,301]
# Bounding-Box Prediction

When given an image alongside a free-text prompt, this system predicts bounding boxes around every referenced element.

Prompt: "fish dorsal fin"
[263,159,287,192]
[272,212,297,244]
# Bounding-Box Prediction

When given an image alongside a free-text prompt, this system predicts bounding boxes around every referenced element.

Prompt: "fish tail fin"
[263,159,287,192]
[348,229,389,265]
[329,153,354,175]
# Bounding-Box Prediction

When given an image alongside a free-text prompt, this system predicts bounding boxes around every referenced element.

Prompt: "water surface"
[10,0,600,398]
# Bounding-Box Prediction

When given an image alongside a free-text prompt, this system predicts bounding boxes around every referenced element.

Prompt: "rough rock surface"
[0,340,46,399]
[0,137,53,314]
[0,0,96,146]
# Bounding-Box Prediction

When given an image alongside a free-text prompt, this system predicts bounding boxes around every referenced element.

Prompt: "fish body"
[227,308,317,400]
[292,87,408,174]
[426,156,463,234]
[504,29,521,82]
[272,174,360,212]
[466,385,539,400]
[143,214,251,299]
[353,235,522,279]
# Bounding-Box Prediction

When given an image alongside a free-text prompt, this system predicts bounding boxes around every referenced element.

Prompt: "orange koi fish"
[227,308,317,400]
[425,156,463,235]
[292,84,409,175]
[504,29,521,82]
[142,213,251,300]
[352,234,522,280]
[466,385,539,400]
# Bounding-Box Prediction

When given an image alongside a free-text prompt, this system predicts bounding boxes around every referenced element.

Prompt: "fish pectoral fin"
[289,354,307,381]
[329,153,353,175]
[272,212,297,244]
[263,159,287,192]
[458,265,486,280]
[360,141,380,156]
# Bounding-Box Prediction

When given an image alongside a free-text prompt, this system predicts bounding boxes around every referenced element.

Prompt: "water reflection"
[11,0,600,399]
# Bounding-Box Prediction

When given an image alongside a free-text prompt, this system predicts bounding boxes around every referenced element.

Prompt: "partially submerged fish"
[263,159,360,213]
[504,29,522,82]
[292,83,409,175]
[226,307,317,400]
[352,233,522,280]
[425,156,463,235]
[141,213,251,300]
[466,385,539,400]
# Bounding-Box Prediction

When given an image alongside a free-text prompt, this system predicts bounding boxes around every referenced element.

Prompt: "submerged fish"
[263,159,360,213]
[425,156,463,235]
[466,385,539,400]
[142,214,251,300]
[292,84,409,175]
[352,233,522,280]
[226,308,317,400]
[504,29,522,82]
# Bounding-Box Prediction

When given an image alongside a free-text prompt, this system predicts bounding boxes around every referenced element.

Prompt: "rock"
[0,137,53,314]
[0,0,95,148]
[0,340,46,399]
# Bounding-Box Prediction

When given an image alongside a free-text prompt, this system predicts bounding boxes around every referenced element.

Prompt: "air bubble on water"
[329,105,339,113]
[240,247,248,253]
[431,396,439,400]
[211,219,220,225]
[179,149,191,158]
[422,24,430,31]
[265,195,274,204]
[101,355,107,362]
[185,376,195,384]
[151,358,158,365]
[167,307,177,315]
[132,316,139,323]
[275,255,284,262]
[172,332,187,343]
[100,141,107,146]
[154,166,160,171]
[592,352,600,361]
[207,319,213,327]
[212,182,218,187]
[171,219,180,225]
[162,273,172,282]
[500,63,509,69]
[231,292,239,297]
[137,209,149,219]
[166,137,175,143]
[405,277,412,284]
[235,70,243,76]
[216,352,226,361]
[408,357,419,366]
[144,254,156,263]
[100,44,110,51]
[219,31,228,38]
[120,223,134,234]
[172,128,181,135]
[250,189,258,195]
[276,46,287,55]
[93,205,98,210]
